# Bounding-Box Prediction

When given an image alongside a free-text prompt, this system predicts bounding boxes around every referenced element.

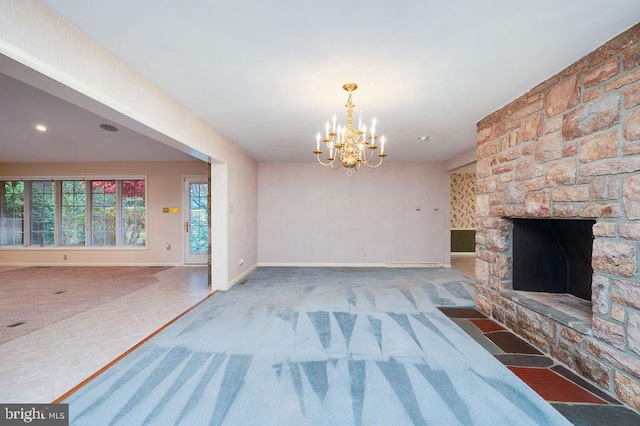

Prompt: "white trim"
[0,262,183,267]
[258,262,386,268]
[450,252,475,256]
[257,262,445,268]
[450,228,476,231]
[386,262,441,268]
[183,175,209,265]
[224,264,258,291]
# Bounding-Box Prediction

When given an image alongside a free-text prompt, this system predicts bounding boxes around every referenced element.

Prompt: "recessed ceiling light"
[418,136,430,141]
[35,124,48,132]
[99,123,119,132]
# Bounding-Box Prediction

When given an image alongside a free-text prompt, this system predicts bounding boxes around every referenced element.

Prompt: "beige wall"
[258,162,449,266]
[226,153,259,279]
[0,161,208,266]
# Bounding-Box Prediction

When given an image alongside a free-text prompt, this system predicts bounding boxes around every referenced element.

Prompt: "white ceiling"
[0,72,197,162]
[4,1,640,164]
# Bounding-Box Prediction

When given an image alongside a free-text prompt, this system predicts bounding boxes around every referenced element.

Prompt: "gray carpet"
[65,267,570,425]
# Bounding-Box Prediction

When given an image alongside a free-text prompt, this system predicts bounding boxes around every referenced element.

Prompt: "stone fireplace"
[475,23,640,410]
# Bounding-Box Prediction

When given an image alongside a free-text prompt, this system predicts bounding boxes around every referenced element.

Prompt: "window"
[122,180,146,246]
[30,181,55,246]
[189,182,209,255]
[0,178,146,247]
[61,180,86,246]
[0,181,24,245]
[91,180,116,246]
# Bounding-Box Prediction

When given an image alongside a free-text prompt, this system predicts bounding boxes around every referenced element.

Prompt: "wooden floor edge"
[52,289,219,404]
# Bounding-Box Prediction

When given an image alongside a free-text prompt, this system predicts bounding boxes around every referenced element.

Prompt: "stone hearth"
[475,23,640,411]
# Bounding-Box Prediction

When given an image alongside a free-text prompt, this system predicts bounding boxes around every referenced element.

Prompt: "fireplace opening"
[512,219,595,301]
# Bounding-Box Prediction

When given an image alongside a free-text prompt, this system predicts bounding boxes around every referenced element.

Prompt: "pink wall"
[258,162,448,265]
[226,150,259,282]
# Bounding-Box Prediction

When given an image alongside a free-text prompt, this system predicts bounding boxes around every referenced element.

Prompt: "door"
[184,177,209,264]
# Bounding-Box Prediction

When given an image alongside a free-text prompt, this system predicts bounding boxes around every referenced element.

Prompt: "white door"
[184,177,209,264]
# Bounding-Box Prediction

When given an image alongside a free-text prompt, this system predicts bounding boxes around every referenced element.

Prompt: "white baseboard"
[257,262,445,268]
[0,262,184,267]
[225,264,258,290]
[385,262,441,268]
[257,262,387,268]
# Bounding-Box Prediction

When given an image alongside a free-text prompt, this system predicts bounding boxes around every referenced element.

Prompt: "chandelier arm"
[315,154,335,167]
[360,145,377,164]
[364,155,385,168]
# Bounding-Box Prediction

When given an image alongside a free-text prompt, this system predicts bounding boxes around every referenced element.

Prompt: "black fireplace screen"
[512,219,595,301]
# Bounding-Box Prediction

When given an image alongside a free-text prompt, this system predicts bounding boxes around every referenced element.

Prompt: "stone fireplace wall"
[476,23,640,410]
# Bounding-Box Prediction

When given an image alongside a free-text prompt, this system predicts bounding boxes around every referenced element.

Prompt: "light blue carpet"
[65,267,570,425]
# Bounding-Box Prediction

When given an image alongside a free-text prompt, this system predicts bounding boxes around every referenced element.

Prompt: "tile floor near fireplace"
[440,308,640,425]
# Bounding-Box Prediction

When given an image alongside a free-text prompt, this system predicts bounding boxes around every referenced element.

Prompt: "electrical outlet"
[63,254,67,261]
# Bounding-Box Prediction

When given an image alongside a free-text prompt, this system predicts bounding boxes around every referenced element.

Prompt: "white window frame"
[0,176,147,249]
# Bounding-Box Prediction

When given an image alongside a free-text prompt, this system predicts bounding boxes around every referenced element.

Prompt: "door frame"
[183,176,209,265]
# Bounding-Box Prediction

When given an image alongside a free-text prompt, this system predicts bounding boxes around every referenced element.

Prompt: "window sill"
[0,246,147,251]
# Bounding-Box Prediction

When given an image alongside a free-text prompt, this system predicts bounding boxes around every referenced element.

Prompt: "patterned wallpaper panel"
[450,173,476,229]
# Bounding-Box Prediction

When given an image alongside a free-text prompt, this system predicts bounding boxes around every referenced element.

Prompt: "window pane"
[91,180,116,246]
[121,180,146,246]
[0,181,24,246]
[61,180,86,246]
[30,181,55,246]
[189,183,209,255]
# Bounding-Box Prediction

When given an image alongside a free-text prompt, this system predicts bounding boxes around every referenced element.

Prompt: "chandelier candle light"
[314,83,386,175]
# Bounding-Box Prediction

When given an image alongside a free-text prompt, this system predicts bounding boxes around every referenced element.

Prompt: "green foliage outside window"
[92,180,117,246]
[30,181,55,246]
[0,181,24,245]
[122,180,146,245]
[0,179,146,247]
[189,183,208,255]
[62,180,86,245]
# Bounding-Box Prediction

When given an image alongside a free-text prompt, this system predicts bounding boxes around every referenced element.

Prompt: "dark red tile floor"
[440,307,640,425]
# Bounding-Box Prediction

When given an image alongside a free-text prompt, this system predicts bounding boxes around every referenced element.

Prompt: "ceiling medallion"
[314,83,386,175]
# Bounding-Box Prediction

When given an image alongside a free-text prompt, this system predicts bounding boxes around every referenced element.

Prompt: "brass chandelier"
[314,83,386,175]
